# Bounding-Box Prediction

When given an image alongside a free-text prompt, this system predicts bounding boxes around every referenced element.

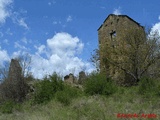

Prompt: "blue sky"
[0,0,160,78]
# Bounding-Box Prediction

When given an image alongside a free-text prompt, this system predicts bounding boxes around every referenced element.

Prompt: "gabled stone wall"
[98,14,144,81]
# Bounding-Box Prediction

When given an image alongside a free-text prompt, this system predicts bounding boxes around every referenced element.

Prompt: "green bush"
[33,73,64,104]
[84,73,116,96]
[138,77,157,96]
[0,100,15,114]
[55,85,82,105]
[55,90,71,106]
[157,85,160,96]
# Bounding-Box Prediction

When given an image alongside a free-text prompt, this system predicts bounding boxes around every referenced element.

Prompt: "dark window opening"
[110,30,117,48]
[113,32,116,37]
[110,30,116,38]
[113,69,116,74]
[117,19,119,23]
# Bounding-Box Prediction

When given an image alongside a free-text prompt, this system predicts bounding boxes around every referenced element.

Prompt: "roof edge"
[97,14,143,31]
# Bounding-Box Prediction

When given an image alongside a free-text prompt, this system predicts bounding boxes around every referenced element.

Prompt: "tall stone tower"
[98,14,144,82]
[3,59,28,102]
[8,59,22,81]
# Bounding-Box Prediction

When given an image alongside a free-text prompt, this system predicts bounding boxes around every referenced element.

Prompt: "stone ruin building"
[64,71,86,85]
[98,14,144,82]
[8,59,22,82]
[64,73,76,84]
[1,59,28,102]
[78,71,86,84]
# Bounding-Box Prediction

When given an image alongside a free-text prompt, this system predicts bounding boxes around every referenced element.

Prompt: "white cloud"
[6,28,13,35]
[113,7,121,15]
[47,32,83,56]
[14,41,27,50]
[53,21,57,25]
[0,0,29,29]
[0,32,3,37]
[48,2,51,6]
[30,32,93,79]
[48,0,56,6]
[19,9,27,14]
[0,47,10,66]
[66,15,72,22]
[0,0,12,24]
[35,45,46,55]
[53,20,61,25]
[21,37,28,44]
[12,51,21,58]
[18,18,29,30]
[151,16,160,35]
[100,6,106,10]
[3,39,9,45]
[11,12,29,30]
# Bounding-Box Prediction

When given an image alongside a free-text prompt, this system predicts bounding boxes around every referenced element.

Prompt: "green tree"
[15,53,32,78]
[90,49,100,72]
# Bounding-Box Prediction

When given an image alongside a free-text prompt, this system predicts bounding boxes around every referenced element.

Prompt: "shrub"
[55,85,82,105]
[0,100,15,114]
[33,73,64,104]
[55,90,71,106]
[138,77,157,96]
[84,73,116,96]
[157,85,160,96]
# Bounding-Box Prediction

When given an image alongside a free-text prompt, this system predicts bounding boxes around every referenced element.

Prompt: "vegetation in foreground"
[0,73,160,120]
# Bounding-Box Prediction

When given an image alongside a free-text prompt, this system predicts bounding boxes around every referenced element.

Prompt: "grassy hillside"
[0,86,160,120]
[0,73,160,120]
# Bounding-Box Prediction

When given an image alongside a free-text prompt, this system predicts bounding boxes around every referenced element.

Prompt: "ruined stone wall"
[64,73,76,84]
[64,72,86,85]
[8,59,22,82]
[1,59,28,102]
[78,71,86,84]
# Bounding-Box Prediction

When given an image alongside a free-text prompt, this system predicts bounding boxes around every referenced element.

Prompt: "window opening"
[117,19,119,23]
[110,30,116,38]
[110,30,117,48]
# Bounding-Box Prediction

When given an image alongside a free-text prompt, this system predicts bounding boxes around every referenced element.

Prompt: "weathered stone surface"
[64,73,76,84]
[64,72,87,85]
[64,73,83,89]
[1,59,29,102]
[78,71,86,84]
[98,14,144,82]
[8,59,22,82]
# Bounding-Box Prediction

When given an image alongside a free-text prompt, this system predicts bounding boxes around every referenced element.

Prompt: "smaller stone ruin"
[64,71,87,85]
[78,71,86,84]
[64,73,77,84]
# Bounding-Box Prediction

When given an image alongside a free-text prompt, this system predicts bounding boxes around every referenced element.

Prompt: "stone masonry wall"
[98,14,144,81]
